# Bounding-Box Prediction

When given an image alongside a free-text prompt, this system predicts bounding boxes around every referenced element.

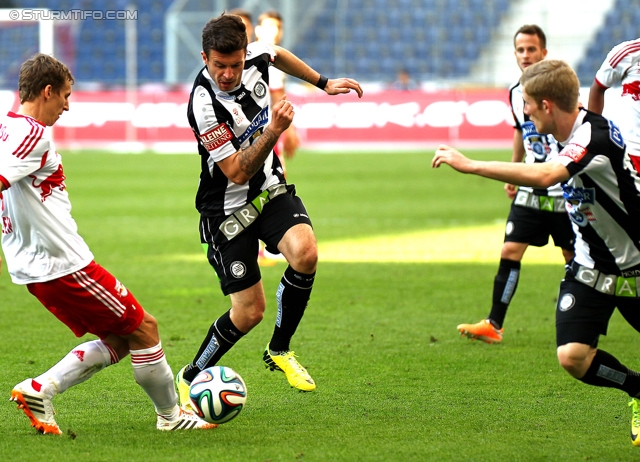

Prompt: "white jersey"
[0,111,93,284]
[594,38,640,156]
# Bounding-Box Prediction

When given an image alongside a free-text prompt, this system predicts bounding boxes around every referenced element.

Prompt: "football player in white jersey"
[588,37,640,169]
[433,60,640,446]
[456,25,574,344]
[1,53,215,434]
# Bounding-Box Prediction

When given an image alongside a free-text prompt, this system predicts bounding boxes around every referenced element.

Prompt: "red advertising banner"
[0,88,516,151]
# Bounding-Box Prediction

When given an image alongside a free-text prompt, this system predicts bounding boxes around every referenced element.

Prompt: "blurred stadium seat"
[5,0,632,86]
[9,0,512,85]
[575,0,639,85]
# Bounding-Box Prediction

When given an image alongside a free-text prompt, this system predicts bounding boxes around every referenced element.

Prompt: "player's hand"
[270,95,294,135]
[504,183,518,199]
[325,78,364,98]
[431,144,474,173]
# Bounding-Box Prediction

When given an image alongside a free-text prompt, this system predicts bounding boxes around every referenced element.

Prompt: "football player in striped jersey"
[434,59,640,446]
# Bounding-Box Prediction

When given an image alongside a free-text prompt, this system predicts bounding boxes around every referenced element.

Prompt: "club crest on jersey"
[230,261,246,278]
[622,81,640,102]
[238,107,269,144]
[253,82,267,98]
[558,294,575,312]
[559,143,587,162]
[30,163,66,202]
[200,123,233,151]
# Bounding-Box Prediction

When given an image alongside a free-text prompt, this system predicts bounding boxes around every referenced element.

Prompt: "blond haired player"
[434,60,640,446]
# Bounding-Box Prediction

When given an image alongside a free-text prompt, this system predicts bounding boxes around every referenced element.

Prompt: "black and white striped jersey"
[187,41,286,218]
[509,81,562,197]
[556,108,640,275]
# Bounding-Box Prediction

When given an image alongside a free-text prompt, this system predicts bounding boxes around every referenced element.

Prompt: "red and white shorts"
[27,261,145,339]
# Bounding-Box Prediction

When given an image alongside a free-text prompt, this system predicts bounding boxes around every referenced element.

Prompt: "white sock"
[130,342,179,420]
[35,339,118,397]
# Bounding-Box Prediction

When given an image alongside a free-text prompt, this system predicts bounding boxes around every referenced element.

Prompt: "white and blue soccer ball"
[189,366,247,424]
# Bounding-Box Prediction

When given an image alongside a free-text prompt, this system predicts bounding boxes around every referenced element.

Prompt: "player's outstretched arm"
[431,144,476,172]
[272,46,363,98]
[432,144,571,188]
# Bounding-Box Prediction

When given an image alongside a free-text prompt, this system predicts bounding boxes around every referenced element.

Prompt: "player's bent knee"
[247,310,264,327]
[556,344,589,378]
[287,241,318,273]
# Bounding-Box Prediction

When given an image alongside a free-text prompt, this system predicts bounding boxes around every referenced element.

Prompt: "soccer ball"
[189,366,247,424]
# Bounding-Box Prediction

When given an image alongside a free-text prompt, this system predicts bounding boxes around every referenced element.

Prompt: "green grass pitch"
[0,149,638,461]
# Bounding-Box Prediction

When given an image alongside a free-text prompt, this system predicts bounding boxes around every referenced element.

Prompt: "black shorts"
[556,274,640,347]
[504,202,574,250]
[200,188,312,296]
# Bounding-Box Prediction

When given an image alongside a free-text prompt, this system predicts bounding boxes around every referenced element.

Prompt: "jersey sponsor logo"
[608,119,625,149]
[30,162,66,202]
[275,282,284,327]
[253,82,267,98]
[522,121,551,160]
[238,107,269,145]
[196,335,219,369]
[568,210,588,227]
[583,207,596,221]
[199,123,233,151]
[563,185,596,227]
[559,143,587,162]
[562,185,595,205]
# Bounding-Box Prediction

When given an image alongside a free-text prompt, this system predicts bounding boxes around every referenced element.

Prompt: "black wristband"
[315,75,328,90]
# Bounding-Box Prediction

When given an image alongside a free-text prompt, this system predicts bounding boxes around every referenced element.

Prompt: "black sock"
[183,309,244,383]
[579,349,640,396]
[269,266,315,353]
[488,258,521,328]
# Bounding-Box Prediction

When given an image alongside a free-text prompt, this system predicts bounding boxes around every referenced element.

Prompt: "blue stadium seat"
[5,0,520,85]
